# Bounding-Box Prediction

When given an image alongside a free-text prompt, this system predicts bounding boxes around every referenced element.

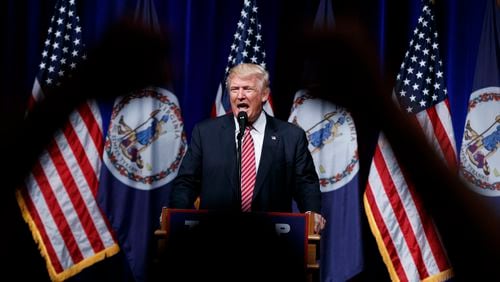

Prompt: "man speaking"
[169,63,325,233]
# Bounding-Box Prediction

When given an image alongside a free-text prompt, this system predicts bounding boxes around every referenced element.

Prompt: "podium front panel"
[165,209,308,272]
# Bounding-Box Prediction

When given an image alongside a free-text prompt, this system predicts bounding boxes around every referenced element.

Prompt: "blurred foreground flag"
[16,0,119,281]
[97,0,187,281]
[459,0,500,195]
[212,0,274,117]
[288,1,363,281]
[364,1,456,281]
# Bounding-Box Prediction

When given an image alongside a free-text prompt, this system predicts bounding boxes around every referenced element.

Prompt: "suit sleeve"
[294,129,321,213]
[169,124,202,209]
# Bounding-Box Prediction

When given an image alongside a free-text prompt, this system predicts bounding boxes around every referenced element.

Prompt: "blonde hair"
[225,63,270,91]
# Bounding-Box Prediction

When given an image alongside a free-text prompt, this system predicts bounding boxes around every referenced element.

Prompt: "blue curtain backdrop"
[2,0,488,281]
[2,0,486,148]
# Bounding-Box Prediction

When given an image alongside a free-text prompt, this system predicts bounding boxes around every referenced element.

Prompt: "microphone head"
[237,111,248,123]
[237,111,248,136]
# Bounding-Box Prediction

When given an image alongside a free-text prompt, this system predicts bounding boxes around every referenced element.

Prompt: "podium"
[154,208,320,282]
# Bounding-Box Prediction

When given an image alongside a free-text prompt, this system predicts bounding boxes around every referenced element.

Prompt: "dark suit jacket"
[169,113,321,213]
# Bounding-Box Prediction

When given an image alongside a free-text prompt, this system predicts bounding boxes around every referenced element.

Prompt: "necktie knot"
[244,126,252,137]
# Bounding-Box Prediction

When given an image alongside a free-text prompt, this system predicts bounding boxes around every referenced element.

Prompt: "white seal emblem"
[289,90,359,192]
[459,86,500,195]
[103,87,187,190]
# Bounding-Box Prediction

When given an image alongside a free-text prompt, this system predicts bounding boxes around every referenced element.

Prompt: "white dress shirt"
[234,110,266,170]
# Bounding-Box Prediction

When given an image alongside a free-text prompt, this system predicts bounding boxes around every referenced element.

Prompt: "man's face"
[229,74,269,123]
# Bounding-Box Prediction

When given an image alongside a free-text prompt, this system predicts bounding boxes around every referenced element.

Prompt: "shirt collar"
[233,110,266,133]
[251,110,266,134]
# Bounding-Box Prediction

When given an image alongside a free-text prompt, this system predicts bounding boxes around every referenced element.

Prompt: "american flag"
[212,0,274,117]
[16,0,119,281]
[364,2,456,281]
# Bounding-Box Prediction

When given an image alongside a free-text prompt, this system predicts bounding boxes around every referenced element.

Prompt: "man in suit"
[169,63,325,233]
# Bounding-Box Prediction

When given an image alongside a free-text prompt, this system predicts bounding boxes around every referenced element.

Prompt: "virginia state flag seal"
[289,90,359,192]
[460,86,500,194]
[103,87,187,190]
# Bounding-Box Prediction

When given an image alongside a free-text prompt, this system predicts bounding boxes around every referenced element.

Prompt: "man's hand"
[307,211,326,234]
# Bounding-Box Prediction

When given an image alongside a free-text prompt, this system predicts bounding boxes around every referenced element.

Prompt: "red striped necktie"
[240,126,256,212]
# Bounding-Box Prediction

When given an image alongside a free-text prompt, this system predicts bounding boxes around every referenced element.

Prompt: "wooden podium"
[154,208,320,282]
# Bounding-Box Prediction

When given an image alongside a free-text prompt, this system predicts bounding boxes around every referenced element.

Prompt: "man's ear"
[261,88,270,103]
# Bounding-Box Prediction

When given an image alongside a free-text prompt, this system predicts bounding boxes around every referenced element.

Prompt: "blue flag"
[289,91,363,282]
[288,1,364,280]
[97,1,188,281]
[459,0,500,207]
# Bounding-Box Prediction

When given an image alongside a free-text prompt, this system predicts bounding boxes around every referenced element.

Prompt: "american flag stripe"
[212,84,227,117]
[380,133,449,275]
[66,103,103,195]
[49,109,114,247]
[53,127,107,253]
[48,133,101,250]
[414,107,453,161]
[372,140,429,278]
[17,0,119,280]
[367,137,450,280]
[404,184,447,274]
[367,159,452,281]
[75,101,104,156]
[28,79,43,111]
[40,150,98,260]
[416,101,457,169]
[18,186,66,273]
[437,100,457,158]
[385,132,449,274]
[29,160,84,264]
[55,115,117,253]
[65,118,100,196]
[365,179,408,281]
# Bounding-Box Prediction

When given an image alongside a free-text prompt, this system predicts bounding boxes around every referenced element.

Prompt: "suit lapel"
[253,115,279,199]
[220,115,238,199]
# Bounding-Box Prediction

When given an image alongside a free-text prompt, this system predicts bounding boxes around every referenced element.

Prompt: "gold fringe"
[16,189,120,281]
[422,269,454,282]
[363,194,454,282]
[53,244,120,282]
[364,194,400,281]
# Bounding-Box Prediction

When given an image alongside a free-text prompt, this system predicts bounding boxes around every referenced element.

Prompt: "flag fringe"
[15,190,120,282]
[363,194,400,281]
[421,269,454,282]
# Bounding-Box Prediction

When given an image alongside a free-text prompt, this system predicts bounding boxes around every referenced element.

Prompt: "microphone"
[237,111,248,140]
[236,111,248,193]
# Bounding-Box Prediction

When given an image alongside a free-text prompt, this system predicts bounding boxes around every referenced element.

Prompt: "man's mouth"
[237,103,249,110]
